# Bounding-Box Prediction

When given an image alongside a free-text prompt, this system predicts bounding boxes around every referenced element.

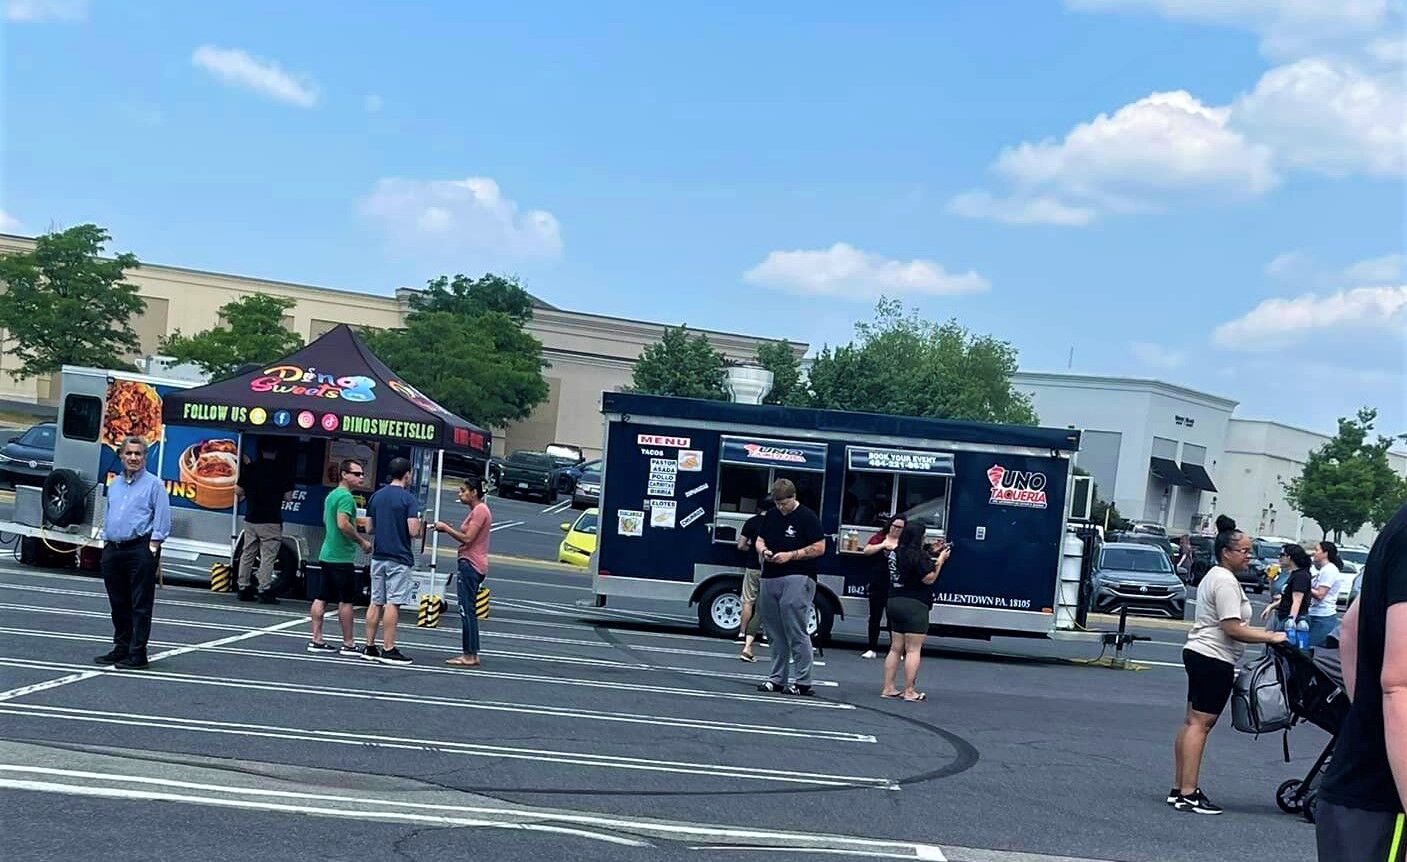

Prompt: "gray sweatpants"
[760,574,814,687]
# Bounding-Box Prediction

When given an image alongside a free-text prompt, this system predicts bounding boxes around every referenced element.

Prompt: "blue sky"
[4,0,1404,437]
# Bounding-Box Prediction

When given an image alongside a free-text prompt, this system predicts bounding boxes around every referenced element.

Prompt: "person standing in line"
[1315,502,1406,862]
[307,459,372,655]
[859,514,903,659]
[435,476,492,669]
[736,496,773,663]
[363,457,421,666]
[1308,540,1348,647]
[1261,544,1311,633]
[754,479,826,696]
[94,436,172,670]
[1169,524,1286,815]
[880,522,950,702]
[234,443,294,604]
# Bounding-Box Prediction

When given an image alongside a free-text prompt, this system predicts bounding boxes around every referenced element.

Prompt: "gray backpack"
[1231,652,1293,735]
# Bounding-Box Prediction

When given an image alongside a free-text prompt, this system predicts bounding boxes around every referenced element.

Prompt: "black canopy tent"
[160,324,491,588]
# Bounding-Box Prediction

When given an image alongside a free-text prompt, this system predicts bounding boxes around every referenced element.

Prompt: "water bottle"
[1295,618,1310,650]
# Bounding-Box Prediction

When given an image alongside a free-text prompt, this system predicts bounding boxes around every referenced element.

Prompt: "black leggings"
[867,579,889,652]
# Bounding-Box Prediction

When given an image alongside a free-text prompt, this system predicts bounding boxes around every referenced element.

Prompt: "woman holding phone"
[859,514,903,659]
[880,522,951,703]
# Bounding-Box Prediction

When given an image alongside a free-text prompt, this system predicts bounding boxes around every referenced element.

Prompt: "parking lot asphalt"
[0,556,1327,862]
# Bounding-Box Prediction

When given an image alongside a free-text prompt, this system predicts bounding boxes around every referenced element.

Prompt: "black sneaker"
[94,649,126,666]
[756,681,783,693]
[1174,789,1223,815]
[376,647,412,666]
[256,591,280,605]
[361,644,381,662]
[785,684,816,697]
[237,587,257,602]
[338,644,362,657]
[1166,788,1179,805]
[114,654,149,670]
[306,641,338,654]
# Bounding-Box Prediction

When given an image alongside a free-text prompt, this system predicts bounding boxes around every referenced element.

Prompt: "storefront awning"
[720,436,827,472]
[1149,456,1189,486]
[1180,462,1218,492]
[847,446,954,476]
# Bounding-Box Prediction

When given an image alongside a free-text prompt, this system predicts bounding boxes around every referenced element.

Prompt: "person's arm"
[407,502,423,538]
[1287,589,1305,620]
[338,511,372,552]
[1341,598,1361,700]
[1381,602,1407,807]
[149,479,172,549]
[774,539,826,565]
[1221,618,1287,644]
[922,547,952,585]
[1311,582,1331,600]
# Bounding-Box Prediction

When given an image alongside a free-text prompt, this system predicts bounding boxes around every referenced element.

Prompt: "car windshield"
[1340,549,1368,567]
[1101,547,1173,573]
[1252,540,1283,561]
[19,425,54,448]
[545,444,582,463]
[574,512,599,535]
[579,470,601,483]
[509,452,555,468]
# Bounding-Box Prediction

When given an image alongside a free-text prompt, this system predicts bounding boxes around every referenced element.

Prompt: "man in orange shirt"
[435,476,492,668]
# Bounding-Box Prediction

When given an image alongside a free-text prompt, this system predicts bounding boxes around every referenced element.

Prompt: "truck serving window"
[840,446,954,542]
[713,436,828,544]
[61,394,102,442]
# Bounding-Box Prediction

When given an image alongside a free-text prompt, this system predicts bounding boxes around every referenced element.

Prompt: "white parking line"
[541,499,573,515]
[0,627,854,709]
[490,520,527,533]
[0,657,875,744]
[0,703,898,789]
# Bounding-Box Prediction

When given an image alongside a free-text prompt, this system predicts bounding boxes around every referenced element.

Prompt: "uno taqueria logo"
[987,464,1048,509]
[250,365,377,402]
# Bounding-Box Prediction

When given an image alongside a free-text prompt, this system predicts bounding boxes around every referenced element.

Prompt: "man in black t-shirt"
[235,444,294,603]
[1316,502,1406,862]
[754,479,826,696]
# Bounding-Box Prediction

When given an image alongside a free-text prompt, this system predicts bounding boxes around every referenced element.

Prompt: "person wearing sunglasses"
[308,459,372,655]
[1170,519,1286,815]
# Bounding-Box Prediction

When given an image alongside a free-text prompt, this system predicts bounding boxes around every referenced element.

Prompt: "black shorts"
[310,561,359,605]
[886,596,931,635]
[1183,648,1235,715]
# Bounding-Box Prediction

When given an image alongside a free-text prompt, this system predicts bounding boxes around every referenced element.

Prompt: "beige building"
[0,233,806,458]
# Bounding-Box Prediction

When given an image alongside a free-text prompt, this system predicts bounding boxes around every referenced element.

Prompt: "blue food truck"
[590,392,1090,642]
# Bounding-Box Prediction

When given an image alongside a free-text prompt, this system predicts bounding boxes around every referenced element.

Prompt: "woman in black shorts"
[880,521,951,702]
[1170,522,1286,815]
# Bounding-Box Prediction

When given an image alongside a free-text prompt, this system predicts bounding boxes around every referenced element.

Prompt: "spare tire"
[42,469,86,527]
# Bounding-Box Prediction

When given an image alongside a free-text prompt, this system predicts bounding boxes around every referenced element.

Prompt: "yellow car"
[557,507,598,567]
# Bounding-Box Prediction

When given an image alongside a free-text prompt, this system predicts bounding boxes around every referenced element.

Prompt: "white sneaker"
[860,650,879,659]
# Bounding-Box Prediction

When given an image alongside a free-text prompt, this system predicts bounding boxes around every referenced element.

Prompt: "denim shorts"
[370,560,413,606]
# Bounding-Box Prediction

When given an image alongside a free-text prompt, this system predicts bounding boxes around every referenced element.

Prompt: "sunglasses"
[345,470,365,477]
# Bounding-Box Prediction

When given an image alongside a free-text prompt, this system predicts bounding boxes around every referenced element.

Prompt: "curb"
[1088,612,1191,632]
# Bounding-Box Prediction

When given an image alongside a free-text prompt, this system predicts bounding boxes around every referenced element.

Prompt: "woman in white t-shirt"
[1306,540,1346,647]
[1170,524,1287,815]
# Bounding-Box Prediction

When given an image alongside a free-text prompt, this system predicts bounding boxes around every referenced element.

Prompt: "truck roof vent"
[725,365,773,405]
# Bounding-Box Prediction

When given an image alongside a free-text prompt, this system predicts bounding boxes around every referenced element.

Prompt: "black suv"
[495,451,558,501]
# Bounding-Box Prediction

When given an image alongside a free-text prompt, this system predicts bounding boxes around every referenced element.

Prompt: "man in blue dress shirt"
[95,436,172,670]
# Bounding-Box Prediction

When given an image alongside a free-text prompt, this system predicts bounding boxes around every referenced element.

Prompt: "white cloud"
[947,190,1095,227]
[191,45,320,108]
[1265,250,1312,279]
[1130,341,1186,369]
[5,0,87,22]
[1342,253,1404,284]
[1066,0,1391,58]
[359,177,563,260]
[364,94,384,113]
[1264,250,1405,286]
[1231,57,1405,177]
[1213,285,1407,347]
[742,243,989,299]
[0,210,21,232]
[953,91,1278,225]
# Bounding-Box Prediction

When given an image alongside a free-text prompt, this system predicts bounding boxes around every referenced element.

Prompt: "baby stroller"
[1269,641,1351,822]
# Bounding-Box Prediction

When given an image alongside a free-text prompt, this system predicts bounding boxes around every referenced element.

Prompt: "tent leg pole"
[230,433,243,558]
[429,449,444,597]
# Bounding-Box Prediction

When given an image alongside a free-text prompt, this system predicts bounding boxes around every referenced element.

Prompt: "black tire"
[1275,779,1303,814]
[810,593,836,643]
[42,469,85,527]
[697,580,743,638]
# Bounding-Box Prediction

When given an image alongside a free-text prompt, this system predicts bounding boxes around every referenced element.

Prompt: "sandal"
[902,692,928,702]
[445,656,481,668]
[880,691,902,699]
[739,652,757,663]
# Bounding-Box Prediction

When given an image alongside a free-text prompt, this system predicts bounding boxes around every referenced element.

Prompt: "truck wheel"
[42,469,86,527]
[697,580,743,638]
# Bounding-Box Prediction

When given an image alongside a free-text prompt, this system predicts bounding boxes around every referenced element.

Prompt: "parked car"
[1110,531,1176,561]
[1089,542,1188,618]
[544,443,586,494]
[571,463,601,509]
[0,422,55,488]
[1129,521,1168,538]
[558,507,599,567]
[1337,545,1369,611]
[495,450,558,501]
[1172,534,1214,585]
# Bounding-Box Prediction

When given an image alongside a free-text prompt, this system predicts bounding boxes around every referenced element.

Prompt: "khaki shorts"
[742,568,761,605]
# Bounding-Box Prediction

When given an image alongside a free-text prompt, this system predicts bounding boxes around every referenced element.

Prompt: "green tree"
[1284,408,1402,540]
[1371,474,1407,531]
[0,224,146,377]
[629,325,728,400]
[755,340,803,406]
[803,298,1037,424]
[160,294,304,379]
[363,274,549,428]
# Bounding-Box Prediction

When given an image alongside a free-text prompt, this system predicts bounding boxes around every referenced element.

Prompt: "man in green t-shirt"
[307,459,372,654]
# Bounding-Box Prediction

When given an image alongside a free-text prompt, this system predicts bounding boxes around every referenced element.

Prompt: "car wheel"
[696,580,743,638]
